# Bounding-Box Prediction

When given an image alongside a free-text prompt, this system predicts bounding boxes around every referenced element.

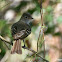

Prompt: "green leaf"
[0,20,6,30]
[57,16,62,23]
[44,14,53,22]
[46,6,53,12]
[1,24,11,37]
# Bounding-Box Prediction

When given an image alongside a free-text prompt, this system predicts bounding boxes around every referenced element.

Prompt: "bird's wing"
[11,21,31,40]
[11,23,17,36]
[13,30,26,40]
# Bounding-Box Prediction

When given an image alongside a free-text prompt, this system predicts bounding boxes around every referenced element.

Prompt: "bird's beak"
[31,17,34,22]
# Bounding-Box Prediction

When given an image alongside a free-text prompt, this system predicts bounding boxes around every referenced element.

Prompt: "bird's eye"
[25,16,28,18]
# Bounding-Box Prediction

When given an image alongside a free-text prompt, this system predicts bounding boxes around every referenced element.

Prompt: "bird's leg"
[22,40,26,48]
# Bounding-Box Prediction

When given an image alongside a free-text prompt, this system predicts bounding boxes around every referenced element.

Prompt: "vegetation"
[0,0,62,62]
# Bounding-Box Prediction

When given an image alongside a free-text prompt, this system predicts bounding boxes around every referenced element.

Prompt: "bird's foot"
[22,45,25,48]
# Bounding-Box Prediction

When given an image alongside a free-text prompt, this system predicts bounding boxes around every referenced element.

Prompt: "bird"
[11,13,33,54]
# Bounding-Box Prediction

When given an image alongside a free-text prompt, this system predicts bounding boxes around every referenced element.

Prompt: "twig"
[3,41,10,50]
[40,0,45,60]
[37,30,41,52]
[0,35,12,45]
[22,47,49,62]
[0,35,49,62]
[37,0,45,61]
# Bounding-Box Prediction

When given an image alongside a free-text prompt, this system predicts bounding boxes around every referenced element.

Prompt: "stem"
[37,30,41,52]
[22,47,49,62]
[40,0,45,61]
[0,35,12,45]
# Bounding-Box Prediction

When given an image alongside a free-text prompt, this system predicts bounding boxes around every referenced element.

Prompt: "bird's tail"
[11,39,22,54]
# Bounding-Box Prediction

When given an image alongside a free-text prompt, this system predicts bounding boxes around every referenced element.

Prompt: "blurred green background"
[0,0,62,62]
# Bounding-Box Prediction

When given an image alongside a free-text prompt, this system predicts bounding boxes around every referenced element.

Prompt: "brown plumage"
[11,13,33,54]
[11,39,22,54]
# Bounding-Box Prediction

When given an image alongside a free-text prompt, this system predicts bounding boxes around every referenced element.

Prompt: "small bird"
[11,13,33,54]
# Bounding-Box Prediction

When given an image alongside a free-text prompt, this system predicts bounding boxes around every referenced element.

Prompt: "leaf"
[57,16,62,23]
[0,20,6,30]
[1,24,11,37]
[46,6,53,12]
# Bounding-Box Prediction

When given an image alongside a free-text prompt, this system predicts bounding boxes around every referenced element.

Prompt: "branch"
[3,41,10,50]
[0,35,12,45]
[40,0,45,59]
[0,35,49,62]
[22,47,49,62]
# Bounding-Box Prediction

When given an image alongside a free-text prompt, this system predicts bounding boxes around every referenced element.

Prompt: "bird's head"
[21,13,33,24]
